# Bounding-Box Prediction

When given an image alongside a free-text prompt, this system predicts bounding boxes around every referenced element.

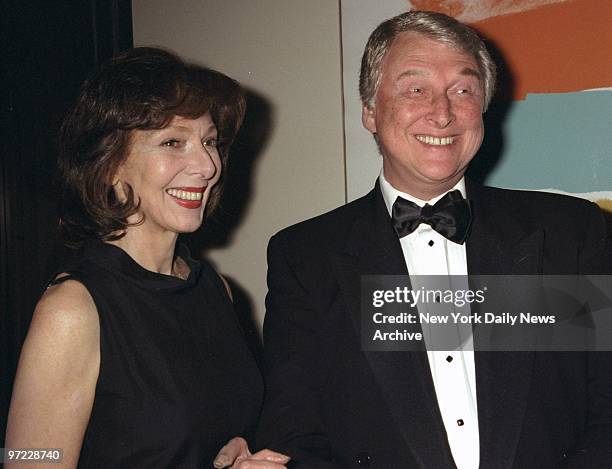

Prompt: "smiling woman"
[113,114,222,243]
[4,48,288,469]
[56,48,243,248]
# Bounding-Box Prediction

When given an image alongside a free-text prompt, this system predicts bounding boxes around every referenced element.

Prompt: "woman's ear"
[110,170,127,202]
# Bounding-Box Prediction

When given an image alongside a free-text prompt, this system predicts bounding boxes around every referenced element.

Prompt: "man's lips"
[415,134,456,146]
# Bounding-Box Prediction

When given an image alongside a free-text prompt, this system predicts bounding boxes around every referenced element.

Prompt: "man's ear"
[361,104,377,134]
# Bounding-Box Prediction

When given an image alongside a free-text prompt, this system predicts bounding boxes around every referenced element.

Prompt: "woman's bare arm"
[5,279,100,469]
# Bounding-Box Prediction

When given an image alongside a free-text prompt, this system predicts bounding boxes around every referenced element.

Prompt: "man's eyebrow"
[460,67,481,79]
[396,69,429,81]
[395,67,482,81]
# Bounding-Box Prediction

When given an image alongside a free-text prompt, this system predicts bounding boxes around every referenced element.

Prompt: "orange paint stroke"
[410,0,612,100]
[410,0,568,23]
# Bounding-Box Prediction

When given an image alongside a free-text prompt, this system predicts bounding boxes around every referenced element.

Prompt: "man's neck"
[385,178,460,202]
[379,172,466,215]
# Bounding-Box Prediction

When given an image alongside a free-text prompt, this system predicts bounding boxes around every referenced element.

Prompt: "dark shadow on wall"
[182,89,274,366]
[184,89,274,249]
[466,34,515,184]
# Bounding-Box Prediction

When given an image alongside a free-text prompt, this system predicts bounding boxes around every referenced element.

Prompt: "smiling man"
[362,33,485,200]
[257,11,612,469]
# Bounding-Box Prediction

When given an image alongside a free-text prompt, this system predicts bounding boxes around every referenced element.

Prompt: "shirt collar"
[379,171,466,216]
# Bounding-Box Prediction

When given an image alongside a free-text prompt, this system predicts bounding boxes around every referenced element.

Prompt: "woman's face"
[113,113,221,237]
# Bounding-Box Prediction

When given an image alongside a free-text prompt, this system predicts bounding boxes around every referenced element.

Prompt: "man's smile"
[415,135,456,146]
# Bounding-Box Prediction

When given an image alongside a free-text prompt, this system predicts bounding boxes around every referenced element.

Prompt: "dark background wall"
[1,0,133,444]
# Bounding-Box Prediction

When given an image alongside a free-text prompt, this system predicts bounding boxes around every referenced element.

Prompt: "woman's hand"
[213,437,290,468]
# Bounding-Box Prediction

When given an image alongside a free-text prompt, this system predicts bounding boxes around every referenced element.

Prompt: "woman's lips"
[166,187,205,208]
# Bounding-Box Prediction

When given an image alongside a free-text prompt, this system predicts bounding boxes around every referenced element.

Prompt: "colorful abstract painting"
[341,0,612,209]
[413,0,612,99]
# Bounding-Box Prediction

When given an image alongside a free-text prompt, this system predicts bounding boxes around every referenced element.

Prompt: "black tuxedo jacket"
[256,182,612,469]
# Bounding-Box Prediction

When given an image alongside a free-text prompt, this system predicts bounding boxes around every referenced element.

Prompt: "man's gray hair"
[359,11,497,111]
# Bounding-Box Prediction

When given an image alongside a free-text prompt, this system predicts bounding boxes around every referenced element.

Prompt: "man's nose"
[427,92,454,128]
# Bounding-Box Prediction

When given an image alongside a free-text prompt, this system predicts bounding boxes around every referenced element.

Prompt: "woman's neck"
[107,229,179,276]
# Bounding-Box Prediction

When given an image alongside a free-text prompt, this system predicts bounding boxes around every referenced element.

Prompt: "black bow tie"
[391,190,472,244]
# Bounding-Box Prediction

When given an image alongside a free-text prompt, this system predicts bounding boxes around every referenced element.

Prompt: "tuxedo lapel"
[331,185,456,468]
[466,182,544,276]
[466,182,543,468]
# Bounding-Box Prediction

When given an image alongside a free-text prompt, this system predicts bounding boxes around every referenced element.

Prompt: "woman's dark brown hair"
[58,47,245,246]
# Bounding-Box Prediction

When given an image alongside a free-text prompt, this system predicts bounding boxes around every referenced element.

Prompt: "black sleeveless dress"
[52,240,263,468]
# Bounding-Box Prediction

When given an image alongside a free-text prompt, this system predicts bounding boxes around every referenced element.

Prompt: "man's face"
[362,33,485,199]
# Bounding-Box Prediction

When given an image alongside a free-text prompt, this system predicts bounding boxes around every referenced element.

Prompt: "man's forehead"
[385,34,481,74]
[390,33,476,59]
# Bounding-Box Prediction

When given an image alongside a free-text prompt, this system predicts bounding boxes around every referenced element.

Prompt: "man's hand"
[214,437,290,468]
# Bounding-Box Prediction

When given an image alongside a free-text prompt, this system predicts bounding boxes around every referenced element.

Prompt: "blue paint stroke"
[480,90,612,193]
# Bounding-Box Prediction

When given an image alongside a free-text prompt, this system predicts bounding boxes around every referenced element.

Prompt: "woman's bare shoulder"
[5,275,100,466]
[32,274,99,339]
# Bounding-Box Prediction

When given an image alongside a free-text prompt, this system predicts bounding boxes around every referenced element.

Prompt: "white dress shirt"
[379,172,480,469]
